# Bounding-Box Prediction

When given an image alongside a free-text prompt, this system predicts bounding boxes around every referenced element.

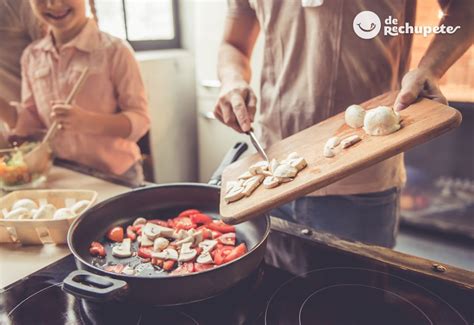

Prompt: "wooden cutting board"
[219,91,462,224]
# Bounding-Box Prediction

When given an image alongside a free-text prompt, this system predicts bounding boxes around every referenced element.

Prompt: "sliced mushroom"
[5,208,31,220]
[263,176,280,189]
[249,161,270,175]
[140,234,154,247]
[237,171,253,180]
[171,229,188,240]
[269,158,279,174]
[112,238,132,258]
[242,175,264,196]
[151,248,178,260]
[224,186,245,203]
[53,208,76,220]
[178,242,197,262]
[225,180,243,194]
[273,164,298,178]
[286,152,300,160]
[32,204,56,220]
[325,136,341,149]
[323,146,335,158]
[153,237,169,252]
[12,199,38,211]
[341,134,361,148]
[196,251,214,264]
[276,177,294,183]
[192,230,203,246]
[70,200,91,215]
[133,217,147,226]
[199,239,218,252]
[174,236,194,246]
[143,223,174,239]
[288,157,307,171]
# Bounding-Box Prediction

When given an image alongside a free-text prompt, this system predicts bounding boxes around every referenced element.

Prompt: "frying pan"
[62,143,271,306]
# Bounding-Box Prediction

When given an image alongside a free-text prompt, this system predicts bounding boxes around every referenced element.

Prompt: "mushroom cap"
[32,204,56,219]
[6,207,32,219]
[53,208,76,220]
[71,200,90,215]
[12,199,38,211]
[363,106,401,136]
[345,105,366,129]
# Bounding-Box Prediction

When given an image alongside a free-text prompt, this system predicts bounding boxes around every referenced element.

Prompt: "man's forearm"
[90,112,132,139]
[418,0,474,78]
[218,43,253,87]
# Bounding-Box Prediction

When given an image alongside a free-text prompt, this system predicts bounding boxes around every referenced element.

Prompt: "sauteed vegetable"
[89,209,247,276]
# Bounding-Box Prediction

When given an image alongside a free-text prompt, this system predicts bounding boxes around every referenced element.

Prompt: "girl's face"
[30,0,87,31]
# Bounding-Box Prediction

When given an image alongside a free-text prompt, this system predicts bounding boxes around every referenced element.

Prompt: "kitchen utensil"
[0,189,97,245]
[63,143,271,306]
[219,91,463,225]
[247,130,269,162]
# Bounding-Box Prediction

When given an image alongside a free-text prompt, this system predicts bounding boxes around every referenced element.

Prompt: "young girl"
[3,0,150,184]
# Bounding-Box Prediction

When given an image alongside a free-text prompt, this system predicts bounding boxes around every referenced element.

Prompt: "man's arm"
[394,0,474,111]
[215,12,260,132]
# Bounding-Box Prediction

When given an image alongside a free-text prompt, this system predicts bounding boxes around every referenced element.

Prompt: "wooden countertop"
[0,166,131,289]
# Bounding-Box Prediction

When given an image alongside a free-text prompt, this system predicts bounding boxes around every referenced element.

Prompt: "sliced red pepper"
[177,209,201,218]
[173,217,197,230]
[190,213,213,225]
[138,247,152,259]
[207,220,235,233]
[223,243,247,263]
[194,263,214,272]
[217,232,236,246]
[171,262,195,275]
[89,241,106,257]
[211,230,222,239]
[149,219,169,227]
[163,260,176,271]
[106,226,124,242]
[126,226,137,241]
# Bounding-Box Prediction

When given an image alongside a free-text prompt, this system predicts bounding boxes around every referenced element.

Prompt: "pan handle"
[62,270,128,302]
[208,142,248,186]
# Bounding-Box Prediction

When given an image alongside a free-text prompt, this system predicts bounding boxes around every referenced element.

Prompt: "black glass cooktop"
[1,219,472,325]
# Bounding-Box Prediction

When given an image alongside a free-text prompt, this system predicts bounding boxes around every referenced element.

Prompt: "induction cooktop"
[1,218,472,325]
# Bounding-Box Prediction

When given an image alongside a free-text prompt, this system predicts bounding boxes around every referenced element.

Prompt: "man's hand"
[51,102,96,133]
[394,68,447,111]
[214,81,257,133]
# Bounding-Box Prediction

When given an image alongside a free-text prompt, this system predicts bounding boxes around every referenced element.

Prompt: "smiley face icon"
[353,11,381,39]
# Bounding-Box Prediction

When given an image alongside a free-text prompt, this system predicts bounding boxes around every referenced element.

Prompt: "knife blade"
[247,131,269,162]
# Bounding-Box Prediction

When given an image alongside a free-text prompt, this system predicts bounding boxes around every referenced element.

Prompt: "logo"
[353,11,461,40]
[353,11,381,39]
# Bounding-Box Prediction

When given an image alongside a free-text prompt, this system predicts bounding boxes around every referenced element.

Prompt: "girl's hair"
[89,0,99,23]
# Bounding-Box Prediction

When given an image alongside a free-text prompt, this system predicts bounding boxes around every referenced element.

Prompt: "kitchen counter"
[0,166,131,289]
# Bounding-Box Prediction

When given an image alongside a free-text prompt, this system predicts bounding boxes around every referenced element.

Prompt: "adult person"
[0,0,43,145]
[215,0,473,247]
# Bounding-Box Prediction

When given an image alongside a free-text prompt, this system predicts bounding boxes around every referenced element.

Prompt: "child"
[4,0,150,184]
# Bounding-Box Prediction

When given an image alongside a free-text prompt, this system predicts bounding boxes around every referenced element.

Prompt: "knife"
[247,130,269,162]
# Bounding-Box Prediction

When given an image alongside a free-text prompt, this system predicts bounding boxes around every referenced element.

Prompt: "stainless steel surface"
[248,131,269,162]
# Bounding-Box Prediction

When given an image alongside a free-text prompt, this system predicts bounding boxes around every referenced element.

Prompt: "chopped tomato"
[149,219,169,227]
[163,260,176,271]
[171,262,195,275]
[126,226,137,241]
[138,247,152,259]
[173,217,197,230]
[178,209,201,218]
[197,226,213,239]
[132,224,144,235]
[218,232,236,246]
[223,243,247,263]
[194,263,214,272]
[89,241,106,257]
[214,246,234,265]
[211,230,222,239]
[190,213,213,224]
[106,226,124,242]
[207,220,235,233]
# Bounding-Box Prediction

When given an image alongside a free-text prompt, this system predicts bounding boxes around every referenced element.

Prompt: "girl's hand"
[394,68,447,111]
[50,102,96,133]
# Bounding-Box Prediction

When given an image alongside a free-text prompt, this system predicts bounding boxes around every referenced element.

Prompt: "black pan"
[62,143,271,306]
